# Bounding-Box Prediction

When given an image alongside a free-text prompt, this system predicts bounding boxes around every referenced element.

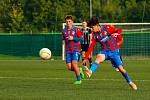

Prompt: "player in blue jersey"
[82,18,137,90]
[62,15,84,84]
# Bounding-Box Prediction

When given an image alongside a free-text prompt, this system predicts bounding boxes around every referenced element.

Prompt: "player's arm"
[85,40,96,59]
[106,25,117,34]
[69,28,84,42]
[82,36,96,65]
[117,28,123,46]
[62,32,67,44]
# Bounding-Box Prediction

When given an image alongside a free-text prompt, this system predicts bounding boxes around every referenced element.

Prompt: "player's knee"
[96,54,105,63]
[72,60,77,66]
[66,63,72,71]
[118,66,126,73]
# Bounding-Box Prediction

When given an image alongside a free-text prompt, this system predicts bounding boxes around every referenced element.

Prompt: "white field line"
[0,77,149,82]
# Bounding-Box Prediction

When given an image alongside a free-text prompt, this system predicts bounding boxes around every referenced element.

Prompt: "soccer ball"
[39,48,51,60]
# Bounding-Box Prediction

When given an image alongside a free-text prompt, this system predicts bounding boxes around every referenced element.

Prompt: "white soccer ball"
[39,48,51,60]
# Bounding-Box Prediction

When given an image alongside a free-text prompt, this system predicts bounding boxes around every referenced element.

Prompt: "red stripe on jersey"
[71,41,74,51]
[66,30,70,52]
[76,28,83,37]
[111,36,119,49]
[101,42,107,50]
[76,28,82,51]
[77,42,80,51]
[66,43,70,53]
[107,38,114,50]
[70,30,74,51]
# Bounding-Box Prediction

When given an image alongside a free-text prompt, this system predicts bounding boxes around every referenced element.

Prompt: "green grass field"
[0,60,150,100]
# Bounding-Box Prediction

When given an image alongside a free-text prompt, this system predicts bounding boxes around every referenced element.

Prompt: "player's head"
[88,17,99,32]
[82,20,87,28]
[65,15,73,28]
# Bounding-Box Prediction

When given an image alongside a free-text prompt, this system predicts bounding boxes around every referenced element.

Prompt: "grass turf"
[0,60,150,100]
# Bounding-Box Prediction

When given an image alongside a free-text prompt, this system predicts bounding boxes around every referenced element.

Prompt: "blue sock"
[120,71,132,84]
[76,75,81,81]
[90,62,99,73]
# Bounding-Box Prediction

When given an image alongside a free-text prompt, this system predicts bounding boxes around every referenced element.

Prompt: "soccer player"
[80,20,92,68]
[82,18,137,90]
[62,15,84,84]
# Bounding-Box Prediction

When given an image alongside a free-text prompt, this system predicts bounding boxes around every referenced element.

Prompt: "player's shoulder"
[75,27,81,32]
[102,24,116,33]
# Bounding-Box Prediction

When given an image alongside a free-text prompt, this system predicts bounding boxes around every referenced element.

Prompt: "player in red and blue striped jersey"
[62,15,84,84]
[82,18,137,90]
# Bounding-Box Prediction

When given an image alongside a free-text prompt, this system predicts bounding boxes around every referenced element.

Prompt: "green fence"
[0,32,150,60]
[0,33,62,59]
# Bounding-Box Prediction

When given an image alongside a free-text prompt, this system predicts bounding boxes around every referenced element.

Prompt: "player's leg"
[66,53,74,71]
[72,52,82,84]
[111,54,137,90]
[77,51,85,79]
[85,53,105,78]
[110,59,119,72]
[85,44,92,67]
[66,63,73,71]
[82,51,87,66]
[118,65,137,90]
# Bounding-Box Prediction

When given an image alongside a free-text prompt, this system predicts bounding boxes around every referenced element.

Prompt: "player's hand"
[68,36,73,40]
[82,59,87,66]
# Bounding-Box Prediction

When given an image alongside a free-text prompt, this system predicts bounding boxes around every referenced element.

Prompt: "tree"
[9,0,24,32]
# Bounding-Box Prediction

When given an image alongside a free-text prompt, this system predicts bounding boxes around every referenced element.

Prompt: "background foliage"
[0,0,149,33]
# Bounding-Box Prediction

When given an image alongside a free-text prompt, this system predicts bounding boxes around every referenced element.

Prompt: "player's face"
[66,19,73,28]
[91,25,99,32]
[82,22,87,28]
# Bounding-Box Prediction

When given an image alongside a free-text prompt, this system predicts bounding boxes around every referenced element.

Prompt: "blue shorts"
[100,49,123,67]
[111,55,123,67]
[66,51,80,63]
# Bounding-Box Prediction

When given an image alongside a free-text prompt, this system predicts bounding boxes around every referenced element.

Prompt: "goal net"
[62,23,150,60]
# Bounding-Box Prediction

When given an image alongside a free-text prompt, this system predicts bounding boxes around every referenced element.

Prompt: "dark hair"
[65,15,73,20]
[88,17,99,27]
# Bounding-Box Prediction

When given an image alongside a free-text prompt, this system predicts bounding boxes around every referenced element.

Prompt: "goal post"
[62,23,150,60]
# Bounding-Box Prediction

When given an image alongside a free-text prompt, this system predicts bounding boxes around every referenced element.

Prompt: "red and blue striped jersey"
[62,25,83,53]
[85,25,123,59]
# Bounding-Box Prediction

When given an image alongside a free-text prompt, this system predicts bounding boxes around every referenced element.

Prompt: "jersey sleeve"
[76,27,83,38]
[116,28,123,46]
[106,25,117,34]
[72,27,84,42]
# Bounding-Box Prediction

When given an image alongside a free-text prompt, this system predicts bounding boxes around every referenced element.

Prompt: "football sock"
[90,62,99,73]
[76,75,81,81]
[120,71,132,83]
